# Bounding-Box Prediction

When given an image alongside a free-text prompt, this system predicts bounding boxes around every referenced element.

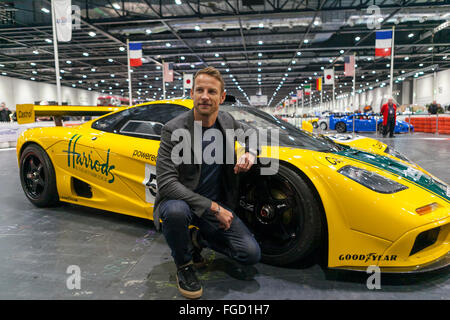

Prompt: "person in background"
[380,97,397,138]
[0,102,9,122]
[428,100,438,115]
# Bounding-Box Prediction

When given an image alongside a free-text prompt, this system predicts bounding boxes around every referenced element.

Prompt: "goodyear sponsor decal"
[63,134,116,183]
[339,253,397,262]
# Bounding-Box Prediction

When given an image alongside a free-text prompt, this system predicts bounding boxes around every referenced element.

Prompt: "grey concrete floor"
[0,132,448,300]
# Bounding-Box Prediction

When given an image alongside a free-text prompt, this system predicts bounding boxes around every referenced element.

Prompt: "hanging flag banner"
[129,42,143,67]
[375,30,393,57]
[297,90,303,99]
[316,77,322,91]
[163,62,174,82]
[324,69,334,85]
[290,94,297,104]
[183,73,193,90]
[53,0,72,42]
[304,84,311,95]
[344,55,355,77]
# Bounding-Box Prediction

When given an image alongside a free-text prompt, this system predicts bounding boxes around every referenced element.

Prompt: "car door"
[89,103,190,220]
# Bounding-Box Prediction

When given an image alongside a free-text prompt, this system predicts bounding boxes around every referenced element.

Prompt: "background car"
[329,113,414,133]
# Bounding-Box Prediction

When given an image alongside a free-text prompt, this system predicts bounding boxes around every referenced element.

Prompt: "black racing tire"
[312,121,319,129]
[335,122,347,133]
[19,144,59,207]
[319,122,328,130]
[237,164,324,266]
[377,122,384,133]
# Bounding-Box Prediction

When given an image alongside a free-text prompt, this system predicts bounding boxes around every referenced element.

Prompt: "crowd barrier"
[0,121,82,149]
[404,115,450,135]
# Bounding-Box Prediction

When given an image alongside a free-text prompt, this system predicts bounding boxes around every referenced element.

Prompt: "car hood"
[334,148,450,201]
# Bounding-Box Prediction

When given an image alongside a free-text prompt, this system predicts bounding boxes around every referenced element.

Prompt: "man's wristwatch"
[215,205,221,216]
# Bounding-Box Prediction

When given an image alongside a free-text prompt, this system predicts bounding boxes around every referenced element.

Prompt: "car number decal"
[143,163,157,204]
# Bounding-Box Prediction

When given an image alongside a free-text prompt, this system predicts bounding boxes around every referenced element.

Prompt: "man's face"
[191,73,226,117]
[388,98,393,105]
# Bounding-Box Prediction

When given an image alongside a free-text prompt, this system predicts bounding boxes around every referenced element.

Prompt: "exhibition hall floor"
[0,132,448,300]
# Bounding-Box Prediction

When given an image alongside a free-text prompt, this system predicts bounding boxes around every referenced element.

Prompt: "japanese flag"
[183,73,193,90]
[324,69,334,85]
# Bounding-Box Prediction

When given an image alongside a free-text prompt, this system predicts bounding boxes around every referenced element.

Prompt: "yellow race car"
[15,99,449,272]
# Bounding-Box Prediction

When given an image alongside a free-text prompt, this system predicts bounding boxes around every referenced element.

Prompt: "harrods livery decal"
[63,134,116,183]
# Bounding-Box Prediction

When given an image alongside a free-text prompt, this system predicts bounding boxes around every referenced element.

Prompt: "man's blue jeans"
[159,199,261,268]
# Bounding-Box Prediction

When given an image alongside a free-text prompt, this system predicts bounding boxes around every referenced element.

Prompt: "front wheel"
[237,165,324,266]
[19,144,59,207]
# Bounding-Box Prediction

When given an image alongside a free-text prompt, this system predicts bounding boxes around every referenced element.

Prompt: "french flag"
[129,42,142,67]
[375,30,392,57]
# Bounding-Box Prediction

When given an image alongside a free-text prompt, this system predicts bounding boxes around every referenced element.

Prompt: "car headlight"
[432,178,450,197]
[338,165,408,194]
[384,146,413,164]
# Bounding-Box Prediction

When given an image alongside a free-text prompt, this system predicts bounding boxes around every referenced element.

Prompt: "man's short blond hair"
[193,66,225,93]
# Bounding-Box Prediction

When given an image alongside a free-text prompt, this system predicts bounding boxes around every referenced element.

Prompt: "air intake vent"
[73,178,92,198]
[410,227,440,256]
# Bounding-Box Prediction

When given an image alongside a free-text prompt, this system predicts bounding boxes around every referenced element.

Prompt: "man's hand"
[211,202,233,230]
[234,152,256,174]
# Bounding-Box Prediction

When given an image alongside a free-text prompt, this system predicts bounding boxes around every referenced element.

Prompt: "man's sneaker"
[176,263,203,299]
[190,228,207,268]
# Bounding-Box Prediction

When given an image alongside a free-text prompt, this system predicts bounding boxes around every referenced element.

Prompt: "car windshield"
[222,105,345,152]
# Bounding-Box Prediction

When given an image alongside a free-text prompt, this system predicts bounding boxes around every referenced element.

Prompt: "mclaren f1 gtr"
[15,98,449,272]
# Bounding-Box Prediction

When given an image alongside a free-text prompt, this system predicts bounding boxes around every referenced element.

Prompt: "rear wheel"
[377,122,384,133]
[335,122,347,133]
[237,165,324,266]
[319,122,328,130]
[19,144,59,207]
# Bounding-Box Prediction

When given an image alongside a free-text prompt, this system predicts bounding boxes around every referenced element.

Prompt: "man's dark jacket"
[153,108,257,230]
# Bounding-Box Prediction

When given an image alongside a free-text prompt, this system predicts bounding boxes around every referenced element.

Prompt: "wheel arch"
[276,159,329,255]
[19,141,43,159]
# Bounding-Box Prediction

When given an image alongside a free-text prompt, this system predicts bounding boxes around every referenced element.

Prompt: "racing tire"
[19,144,59,207]
[237,164,324,266]
[312,122,319,129]
[319,122,328,131]
[335,122,347,133]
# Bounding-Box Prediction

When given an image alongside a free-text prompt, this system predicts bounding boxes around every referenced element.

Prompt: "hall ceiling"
[0,0,448,107]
